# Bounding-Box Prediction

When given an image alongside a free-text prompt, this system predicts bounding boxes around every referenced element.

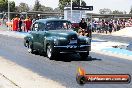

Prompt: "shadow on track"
[33,52,102,62]
[54,54,102,62]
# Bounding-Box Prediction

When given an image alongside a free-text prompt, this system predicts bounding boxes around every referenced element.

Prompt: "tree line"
[0,0,61,12]
[99,8,127,14]
[0,0,132,14]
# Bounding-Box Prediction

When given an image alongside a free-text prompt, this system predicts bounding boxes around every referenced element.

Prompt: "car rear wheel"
[79,52,89,60]
[27,42,34,54]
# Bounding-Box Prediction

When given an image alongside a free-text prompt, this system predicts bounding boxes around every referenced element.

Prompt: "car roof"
[35,18,71,23]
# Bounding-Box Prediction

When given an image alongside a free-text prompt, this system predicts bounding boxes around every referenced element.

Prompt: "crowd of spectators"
[87,18,132,34]
[1,15,37,32]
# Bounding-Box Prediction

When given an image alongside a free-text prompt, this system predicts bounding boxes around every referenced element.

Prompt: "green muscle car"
[24,19,91,60]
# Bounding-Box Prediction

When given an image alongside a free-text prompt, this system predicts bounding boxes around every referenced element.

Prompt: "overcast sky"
[12,0,132,13]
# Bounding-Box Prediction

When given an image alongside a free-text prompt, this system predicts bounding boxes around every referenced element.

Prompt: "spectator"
[24,16,32,32]
[78,18,87,36]
[79,18,87,30]
[18,18,22,32]
[105,21,109,34]
[97,22,101,33]
[109,21,113,34]
[12,15,19,31]
[101,20,105,33]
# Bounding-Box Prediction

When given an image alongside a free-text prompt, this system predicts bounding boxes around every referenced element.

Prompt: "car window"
[46,22,54,30]
[38,22,45,31]
[46,21,72,30]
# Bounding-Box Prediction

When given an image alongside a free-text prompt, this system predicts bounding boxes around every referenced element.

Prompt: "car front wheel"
[46,44,56,60]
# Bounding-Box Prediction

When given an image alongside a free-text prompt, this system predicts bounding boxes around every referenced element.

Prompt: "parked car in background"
[24,19,91,60]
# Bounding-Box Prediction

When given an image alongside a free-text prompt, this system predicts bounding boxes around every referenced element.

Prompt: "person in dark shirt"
[109,21,113,34]
[79,18,87,30]
[78,18,87,36]
[19,18,22,32]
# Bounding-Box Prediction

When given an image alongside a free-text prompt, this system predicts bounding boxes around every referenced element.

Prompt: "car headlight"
[85,38,90,44]
[54,39,59,45]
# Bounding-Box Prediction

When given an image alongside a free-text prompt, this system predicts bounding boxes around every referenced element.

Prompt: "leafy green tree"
[54,7,61,12]
[99,8,112,14]
[15,6,19,12]
[0,0,15,12]
[0,0,6,12]
[35,5,54,12]
[59,0,70,11]
[33,0,42,11]
[81,1,86,6]
[32,0,54,12]
[43,7,53,12]
[17,3,29,12]
[112,10,124,14]
[72,0,86,6]
[59,0,86,11]
[9,1,15,12]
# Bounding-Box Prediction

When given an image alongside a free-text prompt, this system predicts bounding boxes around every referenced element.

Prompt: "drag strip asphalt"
[92,33,132,43]
[0,34,132,88]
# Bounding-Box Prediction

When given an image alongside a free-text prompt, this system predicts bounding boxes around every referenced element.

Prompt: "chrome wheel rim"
[47,46,52,58]
[28,44,32,53]
[25,43,28,47]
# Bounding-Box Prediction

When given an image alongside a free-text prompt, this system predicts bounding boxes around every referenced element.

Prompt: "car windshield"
[46,21,72,30]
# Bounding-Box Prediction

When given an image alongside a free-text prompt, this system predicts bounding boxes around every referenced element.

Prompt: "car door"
[37,22,46,51]
[31,22,40,50]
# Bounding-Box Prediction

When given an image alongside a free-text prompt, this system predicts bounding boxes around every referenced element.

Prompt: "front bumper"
[54,45,91,53]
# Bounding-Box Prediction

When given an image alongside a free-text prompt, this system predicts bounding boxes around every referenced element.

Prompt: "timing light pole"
[8,0,10,30]
[71,0,72,22]
[71,0,82,22]
[80,0,82,20]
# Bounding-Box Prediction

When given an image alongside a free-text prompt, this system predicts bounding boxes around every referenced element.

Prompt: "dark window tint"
[46,21,71,30]
[38,22,45,31]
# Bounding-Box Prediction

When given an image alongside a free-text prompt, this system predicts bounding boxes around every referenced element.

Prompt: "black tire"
[79,52,89,60]
[46,44,56,60]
